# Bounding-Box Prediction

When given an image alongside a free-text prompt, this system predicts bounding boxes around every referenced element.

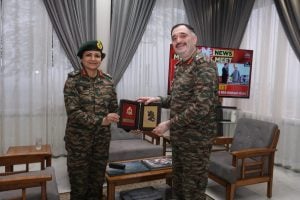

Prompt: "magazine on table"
[141,156,172,169]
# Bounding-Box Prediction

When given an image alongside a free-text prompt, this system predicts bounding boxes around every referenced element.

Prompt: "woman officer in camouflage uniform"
[64,40,119,200]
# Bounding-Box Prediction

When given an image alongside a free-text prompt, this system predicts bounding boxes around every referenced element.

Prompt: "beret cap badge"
[97,40,103,50]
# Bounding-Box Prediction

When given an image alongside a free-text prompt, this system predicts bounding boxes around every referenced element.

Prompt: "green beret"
[77,40,106,59]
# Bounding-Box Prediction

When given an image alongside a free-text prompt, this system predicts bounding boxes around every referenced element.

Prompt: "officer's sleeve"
[170,62,219,127]
[63,76,102,127]
[158,95,171,109]
[108,80,119,113]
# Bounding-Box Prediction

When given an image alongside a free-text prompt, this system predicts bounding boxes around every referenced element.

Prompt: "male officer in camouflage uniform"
[138,24,219,199]
[64,40,119,200]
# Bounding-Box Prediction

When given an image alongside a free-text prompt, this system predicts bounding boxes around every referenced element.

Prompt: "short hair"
[171,23,196,35]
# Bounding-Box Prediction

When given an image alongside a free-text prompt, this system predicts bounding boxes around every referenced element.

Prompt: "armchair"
[0,150,59,200]
[209,118,280,200]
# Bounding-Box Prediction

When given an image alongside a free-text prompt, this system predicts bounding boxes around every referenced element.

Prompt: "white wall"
[96,0,111,72]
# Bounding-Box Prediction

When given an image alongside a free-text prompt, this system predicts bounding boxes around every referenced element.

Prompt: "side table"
[6,144,52,171]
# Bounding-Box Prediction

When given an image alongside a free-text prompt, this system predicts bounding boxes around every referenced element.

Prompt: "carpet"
[59,179,214,200]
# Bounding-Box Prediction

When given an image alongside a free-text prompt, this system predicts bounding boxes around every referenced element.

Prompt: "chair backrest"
[230,118,278,152]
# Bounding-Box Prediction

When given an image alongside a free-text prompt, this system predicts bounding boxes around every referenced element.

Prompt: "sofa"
[109,124,163,162]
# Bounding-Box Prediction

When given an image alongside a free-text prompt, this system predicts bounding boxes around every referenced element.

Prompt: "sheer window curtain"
[223,0,300,170]
[0,0,72,156]
[116,0,188,121]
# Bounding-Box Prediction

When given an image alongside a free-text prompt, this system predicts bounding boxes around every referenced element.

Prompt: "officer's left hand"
[106,113,120,123]
[152,120,170,136]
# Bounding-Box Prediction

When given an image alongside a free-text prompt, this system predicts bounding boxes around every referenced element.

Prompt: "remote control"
[109,162,126,170]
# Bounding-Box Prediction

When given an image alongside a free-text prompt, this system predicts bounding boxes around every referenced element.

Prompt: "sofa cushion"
[209,151,238,184]
[209,151,260,183]
[110,124,142,140]
[0,166,59,200]
[109,140,163,162]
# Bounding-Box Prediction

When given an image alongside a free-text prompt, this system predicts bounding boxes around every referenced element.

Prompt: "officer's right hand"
[152,120,170,136]
[137,96,160,105]
[102,113,120,126]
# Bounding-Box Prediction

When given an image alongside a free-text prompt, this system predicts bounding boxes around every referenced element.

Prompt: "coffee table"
[105,158,172,200]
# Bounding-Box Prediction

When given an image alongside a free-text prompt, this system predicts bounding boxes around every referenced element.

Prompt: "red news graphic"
[168,45,253,98]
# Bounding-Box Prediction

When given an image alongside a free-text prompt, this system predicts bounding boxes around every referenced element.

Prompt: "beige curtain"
[224,0,300,171]
[0,0,72,156]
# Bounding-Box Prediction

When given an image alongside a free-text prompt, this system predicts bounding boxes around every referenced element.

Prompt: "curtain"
[223,0,300,171]
[274,0,300,61]
[183,0,254,135]
[116,0,188,121]
[0,0,73,156]
[107,0,156,85]
[183,0,255,48]
[43,0,96,70]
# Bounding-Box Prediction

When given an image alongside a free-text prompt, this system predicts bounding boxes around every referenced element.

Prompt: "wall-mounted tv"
[168,45,253,98]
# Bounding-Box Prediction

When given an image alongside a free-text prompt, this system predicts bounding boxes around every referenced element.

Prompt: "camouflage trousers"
[170,129,213,200]
[65,128,110,200]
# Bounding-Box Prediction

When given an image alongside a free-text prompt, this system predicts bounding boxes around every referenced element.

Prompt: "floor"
[53,157,300,200]
[206,166,300,200]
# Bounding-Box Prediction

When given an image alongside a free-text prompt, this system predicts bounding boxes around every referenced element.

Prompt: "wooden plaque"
[118,99,161,131]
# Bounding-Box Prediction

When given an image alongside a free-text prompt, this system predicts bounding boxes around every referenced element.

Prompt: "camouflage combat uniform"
[64,69,118,200]
[160,50,219,200]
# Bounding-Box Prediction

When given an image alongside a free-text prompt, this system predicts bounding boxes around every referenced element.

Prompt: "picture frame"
[139,103,161,131]
[118,99,140,130]
[118,99,161,131]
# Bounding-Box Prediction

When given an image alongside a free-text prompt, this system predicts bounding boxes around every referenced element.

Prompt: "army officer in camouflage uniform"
[64,40,119,200]
[138,24,219,199]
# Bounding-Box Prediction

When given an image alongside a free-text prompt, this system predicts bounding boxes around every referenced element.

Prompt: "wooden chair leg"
[267,179,273,198]
[41,182,47,200]
[22,189,26,200]
[155,138,160,145]
[226,183,235,200]
[166,175,172,186]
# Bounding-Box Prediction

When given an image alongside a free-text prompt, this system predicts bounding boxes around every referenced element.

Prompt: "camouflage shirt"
[160,50,219,132]
[64,69,118,131]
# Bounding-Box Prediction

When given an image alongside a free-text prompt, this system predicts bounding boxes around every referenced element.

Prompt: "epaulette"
[102,72,113,81]
[68,70,80,77]
[175,58,183,65]
[194,52,211,64]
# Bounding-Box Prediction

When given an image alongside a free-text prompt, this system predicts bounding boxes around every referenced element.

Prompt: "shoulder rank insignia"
[100,70,113,81]
[68,70,80,77]
[103,73,112,80]
[194,52,212,64]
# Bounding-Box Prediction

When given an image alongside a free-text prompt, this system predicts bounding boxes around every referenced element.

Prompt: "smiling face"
[81,50,102,77]
[171,25,197,60]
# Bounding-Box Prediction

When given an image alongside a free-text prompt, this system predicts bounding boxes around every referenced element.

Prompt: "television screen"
[168,45,253,98]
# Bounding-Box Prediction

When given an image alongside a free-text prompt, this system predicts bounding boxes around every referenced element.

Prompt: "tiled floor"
[53,157,300,200]
[206,165,300,200]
